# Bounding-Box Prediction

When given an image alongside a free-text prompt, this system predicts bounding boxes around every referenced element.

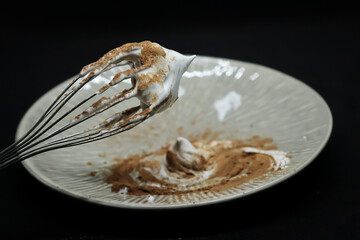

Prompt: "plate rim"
[18,55,333,209]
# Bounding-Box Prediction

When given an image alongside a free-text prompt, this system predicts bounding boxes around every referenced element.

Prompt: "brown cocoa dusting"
[75,96,110,120]
[177,126,184,136]
[81,41,166,74]
[89,171,97,176]
[187,128,225,142]
[136,70,165,92]
[165,150,204,176]
[104,136,284,196]
[75,41,167,126]
[80,40,167,97]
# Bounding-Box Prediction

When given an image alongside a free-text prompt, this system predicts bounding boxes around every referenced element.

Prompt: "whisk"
[0,41,195,170]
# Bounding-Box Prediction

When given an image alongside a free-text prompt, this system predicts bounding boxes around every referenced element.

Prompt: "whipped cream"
[71,41,195,132]
[157,137,290,186]
[171,137,205,170]
[135,46,196,113]
[241,147,290,170]
[157,137,216,187]
[105,136,291,196]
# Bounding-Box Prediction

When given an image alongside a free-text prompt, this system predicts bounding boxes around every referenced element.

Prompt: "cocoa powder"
[102,136,281,196]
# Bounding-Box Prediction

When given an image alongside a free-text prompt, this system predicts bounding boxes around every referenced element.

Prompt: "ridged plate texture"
[17,56,332,209]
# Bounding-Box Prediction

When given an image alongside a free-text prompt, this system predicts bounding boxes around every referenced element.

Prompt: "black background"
[0,0,359,239]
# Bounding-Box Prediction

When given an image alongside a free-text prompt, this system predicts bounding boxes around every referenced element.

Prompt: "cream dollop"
[105,136,291,195]
[171,137,205,170]
[157,138,215,186]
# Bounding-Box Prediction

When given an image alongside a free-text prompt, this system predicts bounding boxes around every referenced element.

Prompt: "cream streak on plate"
[213,91,242,121]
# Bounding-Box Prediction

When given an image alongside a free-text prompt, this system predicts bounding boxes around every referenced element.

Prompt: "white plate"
[17,56,332,209]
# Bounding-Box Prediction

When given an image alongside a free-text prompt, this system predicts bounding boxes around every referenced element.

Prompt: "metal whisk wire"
[0,72,143,170]
[0,41,195,171]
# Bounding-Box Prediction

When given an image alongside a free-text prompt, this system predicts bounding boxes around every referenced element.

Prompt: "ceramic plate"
[17,56,332,209]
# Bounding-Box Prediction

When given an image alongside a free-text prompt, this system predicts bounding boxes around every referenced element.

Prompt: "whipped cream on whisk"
[79,42,195,111]
[0,42,195,170]
[133,45,196,113]
[71,41,196,133]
